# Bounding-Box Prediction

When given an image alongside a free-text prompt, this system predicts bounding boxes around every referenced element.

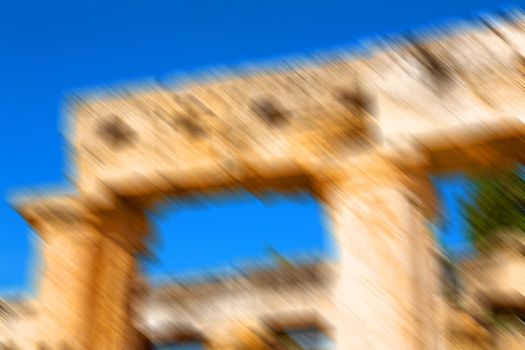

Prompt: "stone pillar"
[19,196,149,350]
[88,200,149,350]
[316,155,440,349]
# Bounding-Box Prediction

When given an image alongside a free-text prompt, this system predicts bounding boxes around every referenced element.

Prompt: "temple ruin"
[2,10,525,349]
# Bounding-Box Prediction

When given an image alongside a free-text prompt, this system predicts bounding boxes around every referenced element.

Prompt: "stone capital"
[311,151,439,219]
[14,195,96,244]
[14,193,150,253]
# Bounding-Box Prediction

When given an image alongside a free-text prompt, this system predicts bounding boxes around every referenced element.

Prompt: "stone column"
[19,196,149,350]
[316,155,440,349]
[88,200,149,350]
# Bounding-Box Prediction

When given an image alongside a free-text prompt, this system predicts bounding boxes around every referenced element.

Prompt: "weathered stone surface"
[6,10,525,350]
[70,13,525,199]
[13,197,150,349]
[317,156,440,349]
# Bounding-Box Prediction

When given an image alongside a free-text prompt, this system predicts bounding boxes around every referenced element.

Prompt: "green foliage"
[265,245,294,269]
[463,167,525,251]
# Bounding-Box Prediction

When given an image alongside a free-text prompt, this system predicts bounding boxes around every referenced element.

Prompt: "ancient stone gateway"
[12,13,525,349]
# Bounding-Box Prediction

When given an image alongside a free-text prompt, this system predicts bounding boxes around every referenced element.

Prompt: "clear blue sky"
[0,0,516,293]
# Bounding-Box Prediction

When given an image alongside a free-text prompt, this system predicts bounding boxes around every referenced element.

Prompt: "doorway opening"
[142,191,334,283]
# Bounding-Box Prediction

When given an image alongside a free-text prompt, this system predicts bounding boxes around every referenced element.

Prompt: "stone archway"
[12,13,525,349]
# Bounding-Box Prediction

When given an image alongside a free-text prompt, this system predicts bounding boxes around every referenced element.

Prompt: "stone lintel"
[418,117,525,173]
[78,148,433,210]
[85,162,314,208]
[70,11,525,198]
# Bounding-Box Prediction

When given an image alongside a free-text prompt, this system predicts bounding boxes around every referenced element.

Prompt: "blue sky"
[0,0,515,293]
